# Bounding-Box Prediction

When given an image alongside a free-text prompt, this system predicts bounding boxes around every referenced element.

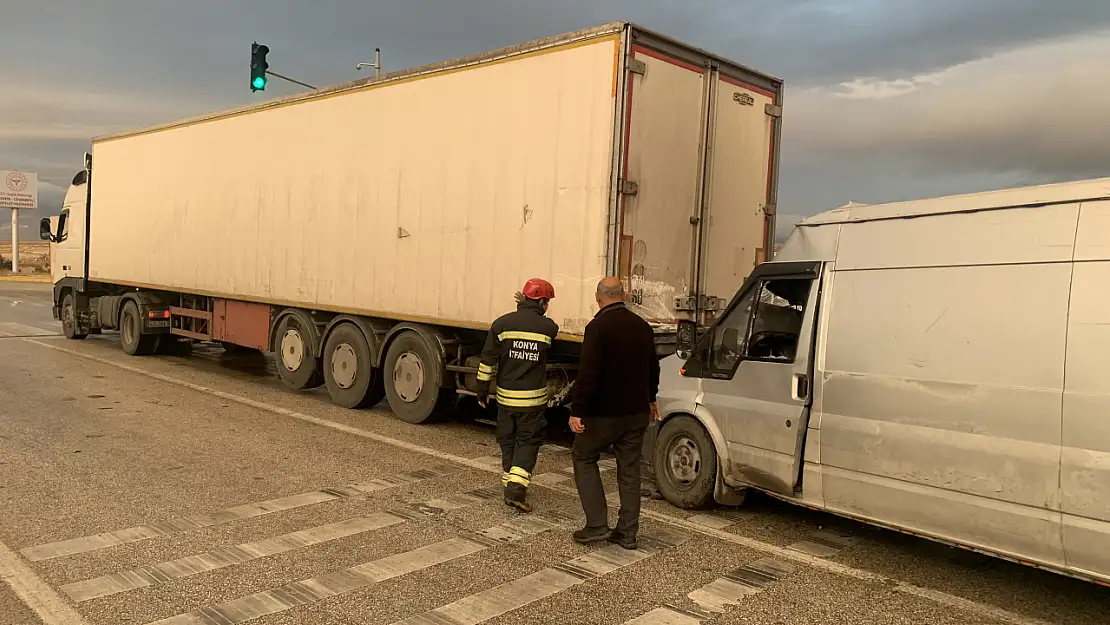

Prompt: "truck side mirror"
[39,218,52,241]
[676,319,696,359]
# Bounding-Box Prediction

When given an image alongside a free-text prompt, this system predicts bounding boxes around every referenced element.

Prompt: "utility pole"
[356,48,382,78]
[10,209,17,273]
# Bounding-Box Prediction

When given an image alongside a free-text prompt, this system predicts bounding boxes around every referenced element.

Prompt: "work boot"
[573,525,611,544]
[503,483,533,513]
[607,530,637,550]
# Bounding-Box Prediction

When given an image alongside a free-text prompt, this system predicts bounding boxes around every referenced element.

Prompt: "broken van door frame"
[678,260,823,494]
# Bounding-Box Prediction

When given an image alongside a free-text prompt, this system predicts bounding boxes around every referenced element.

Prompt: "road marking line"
[0,536,91,625]
[787,528,862,558]
[687,509,754,530]
[20,465,456,562]
[392,527,690,625]
[623,607,704,625]
[60,486,501,602]
[687,558,795,612]
[24,339,1061,625]
[146,511,574,625]
[0,321,57,337]
[620,558,795,624]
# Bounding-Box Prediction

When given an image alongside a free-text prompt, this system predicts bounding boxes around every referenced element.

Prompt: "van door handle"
[793,373,810,401]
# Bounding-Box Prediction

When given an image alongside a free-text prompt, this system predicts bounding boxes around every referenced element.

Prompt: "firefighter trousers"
[497,407,546,490]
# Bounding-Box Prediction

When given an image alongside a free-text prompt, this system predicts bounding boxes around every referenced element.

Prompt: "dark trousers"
[497,407,546,478]
[641,420,659,491]
[572,413,649,536]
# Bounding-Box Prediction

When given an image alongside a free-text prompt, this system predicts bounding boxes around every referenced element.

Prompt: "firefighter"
[476,278,560,513]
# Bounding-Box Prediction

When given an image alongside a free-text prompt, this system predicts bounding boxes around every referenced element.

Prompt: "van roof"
[800,176,1110,227]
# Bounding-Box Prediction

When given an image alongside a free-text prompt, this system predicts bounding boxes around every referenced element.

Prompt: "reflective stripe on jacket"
[476,299,559,408]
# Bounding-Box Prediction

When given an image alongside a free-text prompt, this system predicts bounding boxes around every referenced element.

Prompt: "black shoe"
[505,497,533,513]
[573,526,611,544]
[607,531,637,550]
[503,483,532,513]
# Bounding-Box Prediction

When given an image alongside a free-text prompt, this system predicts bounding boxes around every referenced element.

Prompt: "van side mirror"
[676,319,697,359]
[39,218,52,241]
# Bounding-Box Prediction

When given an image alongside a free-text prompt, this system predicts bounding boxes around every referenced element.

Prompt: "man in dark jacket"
[569,276,661,549]
[476,278,560,513]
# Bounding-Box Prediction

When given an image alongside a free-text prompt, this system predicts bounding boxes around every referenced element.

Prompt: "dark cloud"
[4,1,1110,237]
[786,33,1110,189]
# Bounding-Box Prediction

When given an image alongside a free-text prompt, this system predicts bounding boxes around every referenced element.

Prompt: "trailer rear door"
[616,45,707,324]
[616,33,780,326]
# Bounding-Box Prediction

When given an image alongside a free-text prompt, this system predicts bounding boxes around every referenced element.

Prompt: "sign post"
[0,170,38,273]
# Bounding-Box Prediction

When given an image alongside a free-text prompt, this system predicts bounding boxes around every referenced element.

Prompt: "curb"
[0,275,51,283]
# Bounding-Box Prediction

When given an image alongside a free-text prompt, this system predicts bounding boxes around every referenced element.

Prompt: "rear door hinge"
[763,202,776,216]
[765,103,783,118]
[618,179,639,196]
[627,57,647,76]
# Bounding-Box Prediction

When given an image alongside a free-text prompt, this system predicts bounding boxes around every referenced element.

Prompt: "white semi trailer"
[39,22,784,424]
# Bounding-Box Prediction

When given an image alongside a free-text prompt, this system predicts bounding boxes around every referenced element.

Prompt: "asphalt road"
[1,281,1108,625]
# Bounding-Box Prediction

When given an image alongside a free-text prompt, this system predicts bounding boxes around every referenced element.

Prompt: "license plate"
[147,320,170,328]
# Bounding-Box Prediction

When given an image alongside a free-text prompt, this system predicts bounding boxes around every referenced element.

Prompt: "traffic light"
[250,42,269,92]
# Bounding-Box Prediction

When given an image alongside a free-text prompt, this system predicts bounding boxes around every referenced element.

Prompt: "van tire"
[120,300,158,356]
[383,331,453,424]
[655,416,717,509]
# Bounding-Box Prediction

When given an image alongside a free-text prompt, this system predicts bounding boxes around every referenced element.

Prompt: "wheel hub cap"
[280,329,305,372]
[393,352,425,403]
[331,343,358,389]
[668,435,702,486]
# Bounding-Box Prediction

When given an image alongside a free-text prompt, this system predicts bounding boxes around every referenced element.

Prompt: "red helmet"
[522,278,555,300]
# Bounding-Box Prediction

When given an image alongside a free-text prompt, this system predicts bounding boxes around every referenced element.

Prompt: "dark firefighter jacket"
[476,298,560,409]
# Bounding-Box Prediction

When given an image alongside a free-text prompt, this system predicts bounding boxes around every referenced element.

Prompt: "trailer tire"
[60,292,87,340]
[120,300,158,356]
[655,416,717,509]
[274,312,323,390]
[323,323,385,409]
[382,331,453,424]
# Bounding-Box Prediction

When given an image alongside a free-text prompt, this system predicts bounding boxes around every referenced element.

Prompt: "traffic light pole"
[265,70,316,90]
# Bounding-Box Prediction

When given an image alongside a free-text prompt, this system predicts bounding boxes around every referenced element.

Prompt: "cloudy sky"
[4,0,1110,242]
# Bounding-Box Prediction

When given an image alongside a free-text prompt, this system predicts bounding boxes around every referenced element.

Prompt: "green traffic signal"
[250,42,269,92]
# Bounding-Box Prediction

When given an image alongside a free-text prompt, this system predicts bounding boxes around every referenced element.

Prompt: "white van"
[652,177,1110,586]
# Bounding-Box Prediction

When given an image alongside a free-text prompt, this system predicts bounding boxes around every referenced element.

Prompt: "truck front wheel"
[323,323,385,409]
[274,312,323,390]
[120,300,158,356]
[382,331,453,424]
[60,292,87,340]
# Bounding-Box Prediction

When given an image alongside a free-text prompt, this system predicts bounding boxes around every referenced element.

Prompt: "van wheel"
[60,292,87,340]
[655,416,717,509]
[383,331,453,424]
[274,312,323,390]
[120,300,158,356]
[323,323,385,409]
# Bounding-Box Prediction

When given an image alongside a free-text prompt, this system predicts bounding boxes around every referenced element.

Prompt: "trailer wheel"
[120,300,158,356]
[382,331,453,424]
[655,416,717,509]
[60,292,86,340]
[274,312,323,390]
[323,323,385,409]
